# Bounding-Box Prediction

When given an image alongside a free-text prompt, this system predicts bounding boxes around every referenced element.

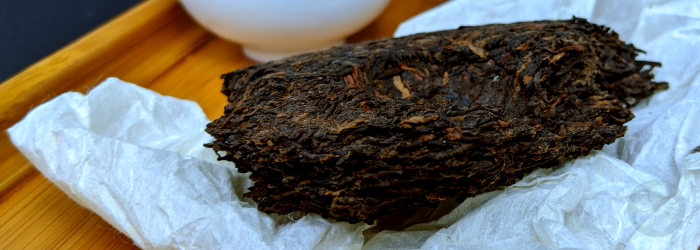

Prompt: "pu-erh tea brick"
[205,18,667,224]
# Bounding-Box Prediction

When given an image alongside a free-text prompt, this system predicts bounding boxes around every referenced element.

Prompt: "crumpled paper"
[8,78,369,249]
[381,0,700,249]
[7,0,700,249]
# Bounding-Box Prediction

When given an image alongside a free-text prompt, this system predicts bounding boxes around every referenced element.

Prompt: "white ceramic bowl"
[179,0,391,62]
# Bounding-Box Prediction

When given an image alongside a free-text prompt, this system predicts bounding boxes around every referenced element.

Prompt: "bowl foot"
[242,39,345,62]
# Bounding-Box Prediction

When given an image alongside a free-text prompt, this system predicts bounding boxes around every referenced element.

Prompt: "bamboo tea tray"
[0,0,446,248]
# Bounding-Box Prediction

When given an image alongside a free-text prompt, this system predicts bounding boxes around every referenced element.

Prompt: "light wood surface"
[0,0,447,249]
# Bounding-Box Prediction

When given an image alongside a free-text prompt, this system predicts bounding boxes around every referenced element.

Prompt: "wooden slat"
[146,38,254,120]
[0,0,182,131]
[0,173,139,250]
[0,0,211,204]
[70,14,214,93]
[0,0,448,249]
[0,133,36,198]
[348,0,447,42]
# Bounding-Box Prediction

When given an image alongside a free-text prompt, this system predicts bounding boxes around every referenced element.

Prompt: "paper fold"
[8,0,700,248]
[8,78,368,250]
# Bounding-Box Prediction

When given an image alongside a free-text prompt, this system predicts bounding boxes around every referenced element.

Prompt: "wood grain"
[0,0,446,248]
[0,0,184,130]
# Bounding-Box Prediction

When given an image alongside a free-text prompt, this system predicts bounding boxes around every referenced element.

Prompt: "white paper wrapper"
[383,0,700,249]
[7,78,369,249]
[7,0,700,249]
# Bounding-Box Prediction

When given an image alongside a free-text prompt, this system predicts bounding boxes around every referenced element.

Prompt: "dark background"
[0,0,142,82]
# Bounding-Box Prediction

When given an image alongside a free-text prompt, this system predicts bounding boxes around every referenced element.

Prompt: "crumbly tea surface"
[206,18,667,224]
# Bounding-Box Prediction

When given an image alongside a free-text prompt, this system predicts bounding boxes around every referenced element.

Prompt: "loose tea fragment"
[205,18,667,224]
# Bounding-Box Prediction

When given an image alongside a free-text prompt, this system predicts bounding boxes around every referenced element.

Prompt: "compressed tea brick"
[205,18,667,224]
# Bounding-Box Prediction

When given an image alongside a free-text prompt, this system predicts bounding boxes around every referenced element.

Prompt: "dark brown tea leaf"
[205,18,667,224]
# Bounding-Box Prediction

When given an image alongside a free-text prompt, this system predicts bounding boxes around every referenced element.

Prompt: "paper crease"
[8,0,700,249]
